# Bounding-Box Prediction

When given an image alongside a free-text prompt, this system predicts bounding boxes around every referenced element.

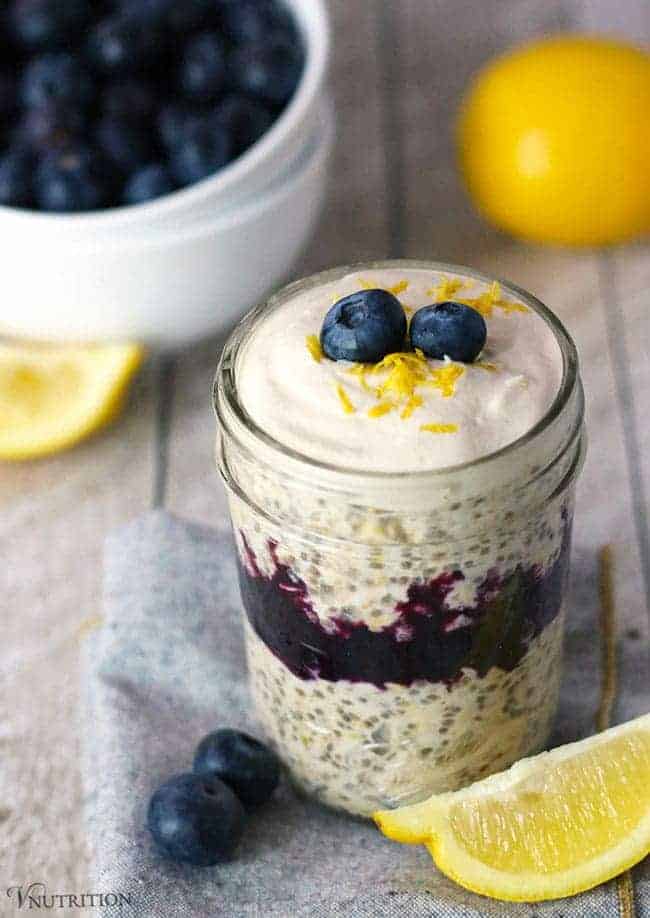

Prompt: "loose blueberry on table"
[0,0,305,211]
[194,728,281,808]
[147,772,246,867]
[147,728,281,866]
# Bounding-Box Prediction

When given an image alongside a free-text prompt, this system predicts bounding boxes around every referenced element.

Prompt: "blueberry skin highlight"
[220,2,297,46]
[193,729,281,809]
[21,52,94,110]
[320,289,407,363]
[169,119,233,186]
[147,772,246,867]
[123,163,175,206]
[178,32,226,104]
[9,0,91,51]
[86,14,163,76]
[17,102,86,153]
[34,145,112,212]
[156,102,201,152]
[229,40,304,107]
[409,301,487,363]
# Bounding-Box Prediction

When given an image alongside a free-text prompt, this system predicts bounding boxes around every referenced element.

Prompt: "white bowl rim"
[17,98,334,253]
[0,0,330,231]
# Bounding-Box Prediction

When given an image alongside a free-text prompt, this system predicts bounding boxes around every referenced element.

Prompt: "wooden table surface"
[3,0,649,893]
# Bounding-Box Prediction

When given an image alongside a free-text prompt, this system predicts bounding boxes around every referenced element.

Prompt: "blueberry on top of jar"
[410,302,487,363]
[320,290,408,363]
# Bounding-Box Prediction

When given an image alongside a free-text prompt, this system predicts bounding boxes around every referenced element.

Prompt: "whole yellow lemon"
[457,35,650,246]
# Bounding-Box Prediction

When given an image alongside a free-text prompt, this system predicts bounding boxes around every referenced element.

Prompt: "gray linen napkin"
[82,510,649,917]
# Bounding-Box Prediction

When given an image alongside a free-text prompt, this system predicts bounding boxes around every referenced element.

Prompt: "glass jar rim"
[214,259,582,486]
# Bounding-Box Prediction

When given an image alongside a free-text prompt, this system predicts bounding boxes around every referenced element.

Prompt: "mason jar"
[214,261,585,817]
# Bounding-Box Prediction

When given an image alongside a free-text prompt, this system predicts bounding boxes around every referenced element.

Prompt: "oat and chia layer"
[215,261,585,817]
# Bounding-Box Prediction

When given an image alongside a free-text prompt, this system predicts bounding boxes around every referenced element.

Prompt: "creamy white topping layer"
[237,268,563,472]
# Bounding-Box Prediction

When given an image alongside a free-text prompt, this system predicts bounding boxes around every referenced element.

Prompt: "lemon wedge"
[374,712,650,902]
[0,341,144,461]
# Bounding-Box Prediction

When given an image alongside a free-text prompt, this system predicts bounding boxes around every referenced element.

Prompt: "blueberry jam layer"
[237,530,571,688]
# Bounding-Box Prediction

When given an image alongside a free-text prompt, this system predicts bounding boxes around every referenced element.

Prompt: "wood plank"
[598,0,650,615]
[1,362,158,889]
[394,0,575,261]
[602,245,650,894]
[579,0,650,37]
[301,0,392,271]
[597,248,650,605]
[165,0,391,526]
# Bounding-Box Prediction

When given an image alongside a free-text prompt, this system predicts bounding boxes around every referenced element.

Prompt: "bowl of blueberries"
[0,0,332,348]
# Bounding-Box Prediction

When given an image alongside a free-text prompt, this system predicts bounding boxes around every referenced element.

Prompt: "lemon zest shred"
[455,282,500,318]
[344,349,465,420]
[420,423,458,434]
[358,278,409,296]
[400,395,423,419]
[427,276,466,300]
[336,383,355,414]
[427,363,465,397]
[346,363,375,393]
[457,281,529,318]
[475,360,499,372]
[306,334,323,363]
[497,299,529,313]
[374,353,430,401]
[368,401,394,418]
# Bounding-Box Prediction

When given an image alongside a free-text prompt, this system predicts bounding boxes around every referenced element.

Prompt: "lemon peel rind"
[426,819,650,903]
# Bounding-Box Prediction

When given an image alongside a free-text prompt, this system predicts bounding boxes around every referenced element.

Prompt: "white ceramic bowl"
[0,101,334,349]
[0,0,330,238]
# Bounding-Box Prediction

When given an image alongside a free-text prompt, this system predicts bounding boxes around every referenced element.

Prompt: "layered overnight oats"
[214,261,585,817]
